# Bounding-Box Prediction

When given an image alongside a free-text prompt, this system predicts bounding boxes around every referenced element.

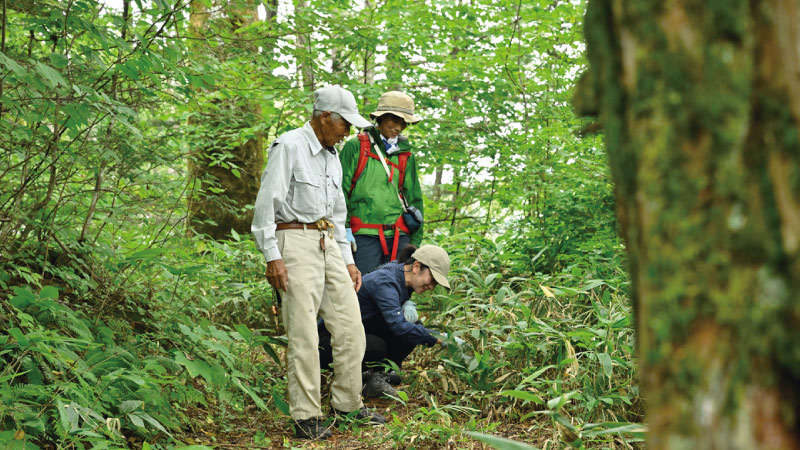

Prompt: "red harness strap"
[349,133,407,196]
[348,132,413,260]
[349,215,410,261]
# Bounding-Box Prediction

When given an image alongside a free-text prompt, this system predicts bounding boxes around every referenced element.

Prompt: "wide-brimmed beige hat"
[370,91,422,125]
[412,245,450,289]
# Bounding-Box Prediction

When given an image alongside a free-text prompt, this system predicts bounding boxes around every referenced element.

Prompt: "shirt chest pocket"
[291,169,322,214]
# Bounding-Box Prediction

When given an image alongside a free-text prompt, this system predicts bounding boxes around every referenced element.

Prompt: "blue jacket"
[358,263,438,347]
[318,263,436,346]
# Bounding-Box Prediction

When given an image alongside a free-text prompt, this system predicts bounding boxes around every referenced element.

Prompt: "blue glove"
[345,228,357,252]
[401,300,418,323]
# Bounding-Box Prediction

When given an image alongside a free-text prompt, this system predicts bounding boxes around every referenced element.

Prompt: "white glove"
[437,332,464,347]
[401,300,418,323]
[345,228,357,252]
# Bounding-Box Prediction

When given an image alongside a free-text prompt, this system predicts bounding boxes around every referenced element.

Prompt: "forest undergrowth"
[1,229,644,449]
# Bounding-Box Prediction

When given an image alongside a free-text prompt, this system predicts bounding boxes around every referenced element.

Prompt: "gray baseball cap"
[412,245,451,289]
[313,85,371,128]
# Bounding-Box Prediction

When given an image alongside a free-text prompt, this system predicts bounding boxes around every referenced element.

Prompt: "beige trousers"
[276,227,365,420]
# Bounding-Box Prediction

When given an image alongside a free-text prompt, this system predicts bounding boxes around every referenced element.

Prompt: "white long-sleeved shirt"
[251,122,354,265]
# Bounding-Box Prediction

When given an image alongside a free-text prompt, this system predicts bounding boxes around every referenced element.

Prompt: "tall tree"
[580,0,800,447]
[187,0,265,240]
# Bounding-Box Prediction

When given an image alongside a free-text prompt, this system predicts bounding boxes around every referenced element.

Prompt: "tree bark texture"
[582,0,800,448]
[187,0,264,240]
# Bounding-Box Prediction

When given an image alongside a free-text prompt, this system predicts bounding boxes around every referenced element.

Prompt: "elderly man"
[251,85,385,440]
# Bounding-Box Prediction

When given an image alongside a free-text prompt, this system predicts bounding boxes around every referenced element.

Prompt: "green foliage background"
[0,0,638,448]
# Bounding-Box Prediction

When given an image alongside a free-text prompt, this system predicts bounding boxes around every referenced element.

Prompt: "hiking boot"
[362,372,398,398]
[293,417,332,440]
[376,370,402,385]
[332,406,387,425]
[363,369,402,385]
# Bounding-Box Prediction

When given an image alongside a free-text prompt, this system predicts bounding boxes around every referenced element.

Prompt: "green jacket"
[340,126,424,245]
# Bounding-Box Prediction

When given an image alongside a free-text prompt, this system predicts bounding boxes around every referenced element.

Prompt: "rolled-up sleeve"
[251,141,293,262]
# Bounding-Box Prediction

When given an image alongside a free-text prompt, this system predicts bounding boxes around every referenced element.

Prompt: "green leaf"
[233,377,267,410]
[10,287,36,309]
[483,272,501,287]
[597,352,613,377]
[500,389,544,405]
[547,391,579,410]
[0,51,26,76]
[581,422,647,438]
[522,365,555,383]
[39,286,59,299]
[119,400,143,414]
[48,53,69,68]
[9,328,29,347]
[175,353,200,377]
[270,387,290,415]
[138,412,169,434]
[234,324,252,343]
[127,413,145,428]
[34,62,68,88]
[261,342,282,366]
[468,432,539,450]
[58,401,79,432]
[126,248,170,262]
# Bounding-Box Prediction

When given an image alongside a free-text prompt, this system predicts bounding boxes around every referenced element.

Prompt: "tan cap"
[412,245,450,289]
[370,91,422,125]
[314,85,372,128]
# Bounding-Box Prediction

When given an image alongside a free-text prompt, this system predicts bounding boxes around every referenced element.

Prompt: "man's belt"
[276,219,333,231]
[276,220,334,250]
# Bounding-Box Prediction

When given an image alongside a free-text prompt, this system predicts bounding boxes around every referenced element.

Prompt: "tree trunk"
[187,0,265,240]
[431,165,444,201]
[295,0,314,91]
[581,0,800,447]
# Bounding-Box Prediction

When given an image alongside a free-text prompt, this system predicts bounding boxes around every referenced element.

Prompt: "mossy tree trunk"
[580,0,800,447]
[187,0,265,240]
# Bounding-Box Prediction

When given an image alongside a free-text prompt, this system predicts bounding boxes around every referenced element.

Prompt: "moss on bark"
[580,0,800,446]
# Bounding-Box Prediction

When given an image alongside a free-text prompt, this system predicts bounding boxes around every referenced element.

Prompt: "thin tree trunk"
[1,0,6,119]
[581,0,800,447]
[432,165,444,201]
[449,168,462,234]
[295,0,314,91]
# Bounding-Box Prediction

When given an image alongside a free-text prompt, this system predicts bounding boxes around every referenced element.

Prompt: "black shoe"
[363,370,402,385]
[378,370,402,385]
[293,417,332,440]
[363,372,398,398]
[332,407,387,425]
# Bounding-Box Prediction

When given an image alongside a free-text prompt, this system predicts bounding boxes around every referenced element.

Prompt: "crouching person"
[318,244,453,398]
[251,85,385,440]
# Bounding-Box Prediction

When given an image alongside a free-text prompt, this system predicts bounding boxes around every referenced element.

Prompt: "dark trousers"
[353,234,411,274]
[319,321,417,372]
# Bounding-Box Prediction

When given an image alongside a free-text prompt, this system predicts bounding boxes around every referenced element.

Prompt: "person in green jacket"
[340,91,424,276]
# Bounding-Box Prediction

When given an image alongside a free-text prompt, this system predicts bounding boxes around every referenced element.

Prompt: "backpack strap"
[348,132,413,200]
[349,133,372,196]
[397,152,410,191]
